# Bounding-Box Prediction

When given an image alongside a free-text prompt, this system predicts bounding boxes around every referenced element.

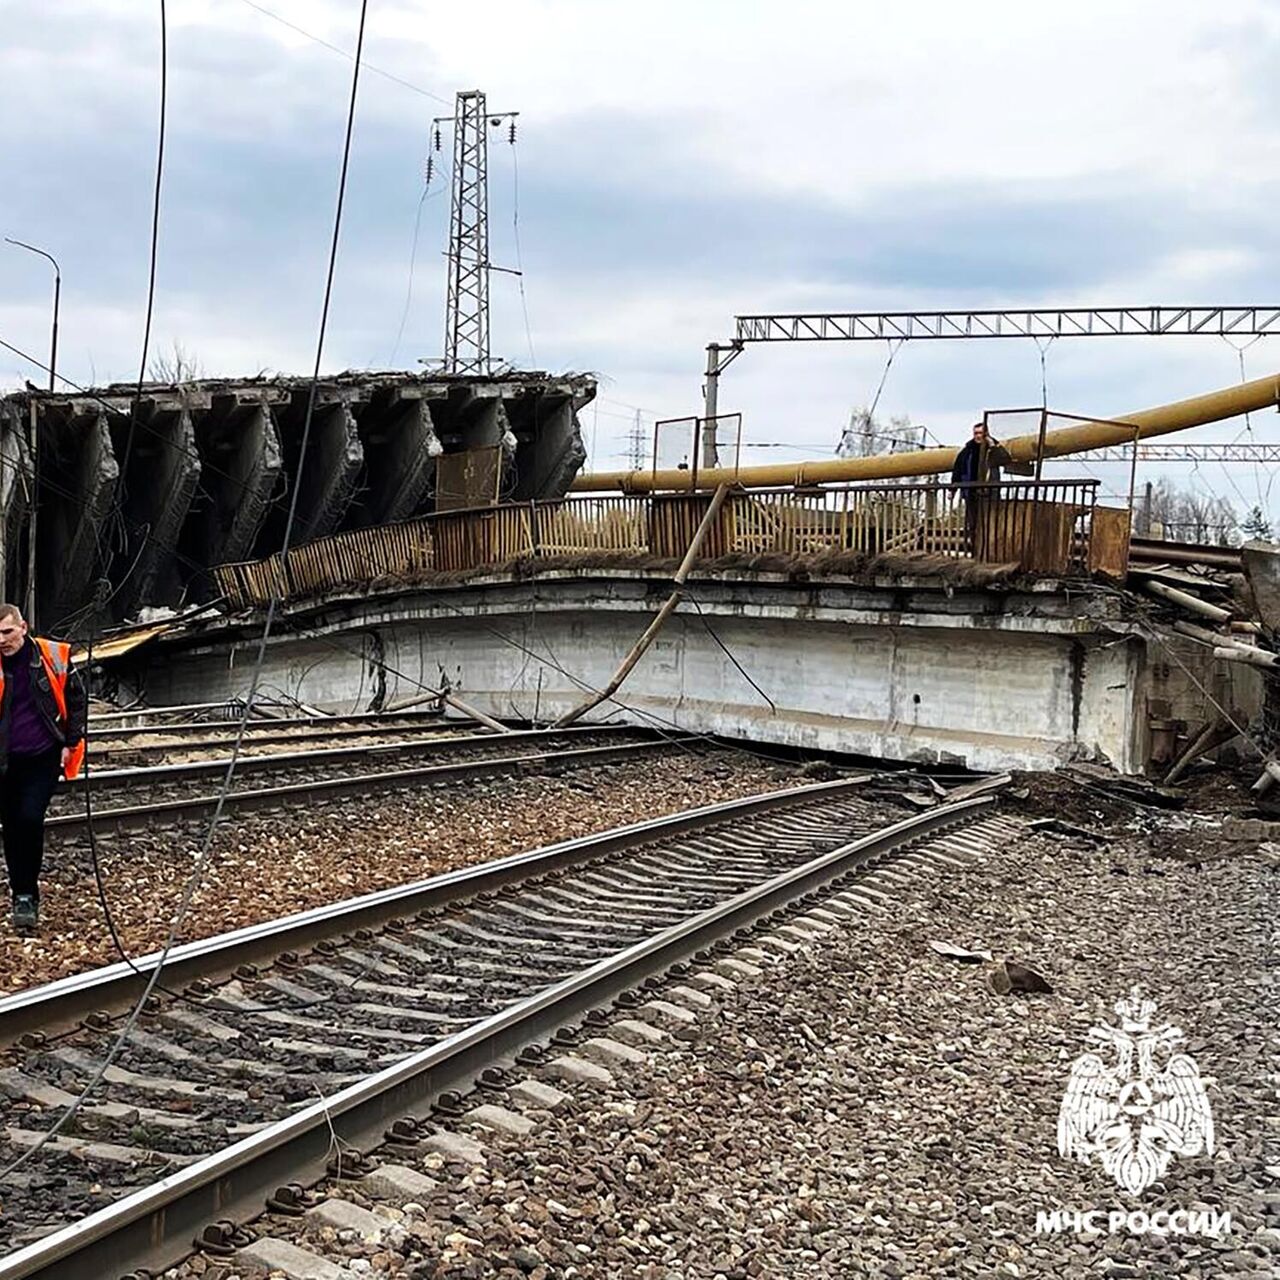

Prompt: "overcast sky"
[3,1,1280,516]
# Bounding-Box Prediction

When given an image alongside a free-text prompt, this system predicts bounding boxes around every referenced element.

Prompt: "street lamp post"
[5,238,60,391]
[5,237,61,627]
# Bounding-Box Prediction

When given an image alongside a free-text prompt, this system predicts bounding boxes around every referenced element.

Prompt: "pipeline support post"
[701,341,743,471]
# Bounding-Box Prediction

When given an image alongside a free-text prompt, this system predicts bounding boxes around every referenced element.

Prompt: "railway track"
[45,727,673,836]
[88,710,470,764]
[0,777,1010,1280]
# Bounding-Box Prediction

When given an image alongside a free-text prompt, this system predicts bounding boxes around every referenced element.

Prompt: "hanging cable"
[386,154,446,368]
[1033,335,1055,410]
[2,0,372,1178]
[509,126,536,369]
[865,338,903,422]
[686,589,776,713]
[116,0,168,520]
[235,0,449,104]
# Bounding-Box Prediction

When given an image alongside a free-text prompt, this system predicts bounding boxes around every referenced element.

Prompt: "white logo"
[1057,989,1214,1195]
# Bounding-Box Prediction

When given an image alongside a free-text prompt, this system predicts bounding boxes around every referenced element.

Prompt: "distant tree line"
[1140,477,1272,545]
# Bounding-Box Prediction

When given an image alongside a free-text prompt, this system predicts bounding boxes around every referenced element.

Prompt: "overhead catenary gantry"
[695,305,1280,471]
[731,306,1280,344]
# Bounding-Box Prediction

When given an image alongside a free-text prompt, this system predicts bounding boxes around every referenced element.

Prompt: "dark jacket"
[951,438,1007,486]
[0,637,87,765]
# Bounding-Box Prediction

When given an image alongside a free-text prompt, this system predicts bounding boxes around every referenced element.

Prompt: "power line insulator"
[433,125,442,151]
[425,154,434,185]
[508,120,517,144]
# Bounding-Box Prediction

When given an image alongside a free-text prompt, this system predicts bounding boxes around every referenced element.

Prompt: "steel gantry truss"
[443,91,490,374]
[732,307,1280,344]
[1078,442,1280,463]
[700,305,1280,454]
[436,90,519,375]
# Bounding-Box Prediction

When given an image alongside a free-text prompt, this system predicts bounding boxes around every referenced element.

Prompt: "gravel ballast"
[1,749,801,996]
[356,807,1276,1279]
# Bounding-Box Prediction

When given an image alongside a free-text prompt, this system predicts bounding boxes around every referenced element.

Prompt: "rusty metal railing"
[211,479,1106,610]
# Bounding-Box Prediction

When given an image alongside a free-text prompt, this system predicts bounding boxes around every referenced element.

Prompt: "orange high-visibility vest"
[0,638,84,779]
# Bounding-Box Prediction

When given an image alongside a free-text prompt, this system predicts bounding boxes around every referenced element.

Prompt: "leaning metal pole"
[574,371,1280,493]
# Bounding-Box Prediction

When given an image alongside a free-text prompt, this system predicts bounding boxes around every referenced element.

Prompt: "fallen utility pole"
[1172,620,1254,650]
[1143,580,1233,623]
[555,485,731,727]
[1213,644,1279,670]
[1163,718,1228,786]
[383,685,512,734]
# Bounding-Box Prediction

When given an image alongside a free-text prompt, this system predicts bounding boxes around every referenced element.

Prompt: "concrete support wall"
[39,409,118,629]
[135,576,1146,773]
[0,403,31,600]
[511,395,586,499]
[351,395,440,526]
[286,402,363,545]
[191,400,284,568]
[114,406,202,617]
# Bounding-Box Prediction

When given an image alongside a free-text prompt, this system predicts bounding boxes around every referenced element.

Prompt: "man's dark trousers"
[2,747,61,900]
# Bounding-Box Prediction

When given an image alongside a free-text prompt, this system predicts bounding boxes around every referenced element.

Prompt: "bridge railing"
[212,479,1116,610]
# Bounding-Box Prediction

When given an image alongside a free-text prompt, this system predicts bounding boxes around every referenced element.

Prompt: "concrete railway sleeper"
[43,735,683,838]
[49,725,652,817]
[0,779,1004,1279]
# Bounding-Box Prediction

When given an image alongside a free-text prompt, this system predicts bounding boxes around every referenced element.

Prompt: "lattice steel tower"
[435,90,519,374]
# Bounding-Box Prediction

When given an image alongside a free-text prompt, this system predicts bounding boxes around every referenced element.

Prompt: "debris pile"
[1130,539,1280,798]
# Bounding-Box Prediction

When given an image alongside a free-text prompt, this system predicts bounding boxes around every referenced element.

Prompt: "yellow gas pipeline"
[572,371,1280,493]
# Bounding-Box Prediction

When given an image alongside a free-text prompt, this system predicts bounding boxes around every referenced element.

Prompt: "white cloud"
[3,0,1280,520]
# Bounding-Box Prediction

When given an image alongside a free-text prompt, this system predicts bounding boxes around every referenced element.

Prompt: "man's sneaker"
[12,895,37,934]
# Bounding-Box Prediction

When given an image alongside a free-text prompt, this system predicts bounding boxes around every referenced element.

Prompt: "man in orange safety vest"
[0,603,86,933]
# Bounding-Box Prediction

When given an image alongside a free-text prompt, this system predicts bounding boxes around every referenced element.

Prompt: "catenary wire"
[509,137,535,368]
[1,0,372,1176]
[234,0,449,104]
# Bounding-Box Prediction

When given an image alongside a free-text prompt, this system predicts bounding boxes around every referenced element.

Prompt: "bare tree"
[1146,477,1239,545]
[836,407,923,459]
[148,340,202,385]
[1242,504,1273,542]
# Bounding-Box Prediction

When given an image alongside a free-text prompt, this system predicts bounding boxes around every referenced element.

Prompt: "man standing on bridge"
[951,421,1013,553]
[0,604,85,934]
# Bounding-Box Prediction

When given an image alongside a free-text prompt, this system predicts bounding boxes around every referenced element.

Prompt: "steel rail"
[64,724,641,792]
[0,788,990,1280]
[45,737,683,838]
[88,707,455,742]
[3,774,866,1037]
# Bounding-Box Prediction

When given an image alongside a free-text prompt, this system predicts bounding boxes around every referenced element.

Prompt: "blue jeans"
[2,747,61,900]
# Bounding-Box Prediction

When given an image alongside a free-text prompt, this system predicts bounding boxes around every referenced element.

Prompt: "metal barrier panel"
[211,479,1105,610]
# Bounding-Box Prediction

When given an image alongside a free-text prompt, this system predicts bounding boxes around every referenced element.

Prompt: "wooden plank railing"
[211,480,1106,610]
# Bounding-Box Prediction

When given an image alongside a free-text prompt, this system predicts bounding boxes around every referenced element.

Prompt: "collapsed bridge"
[0,369,594,633]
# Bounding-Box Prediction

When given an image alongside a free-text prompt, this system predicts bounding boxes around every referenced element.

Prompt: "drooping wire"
[1033,335,1055,410]
[1,0,372,1177]
[235,0,449,105]
[386,153,447,368]
[116,0,168,522]
[865,338,903,423]
[1221,334,1270,513]
[686,589,776,713]
[509,125,536,369]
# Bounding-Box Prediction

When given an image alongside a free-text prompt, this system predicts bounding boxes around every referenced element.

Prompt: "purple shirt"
[4,641,58,757]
